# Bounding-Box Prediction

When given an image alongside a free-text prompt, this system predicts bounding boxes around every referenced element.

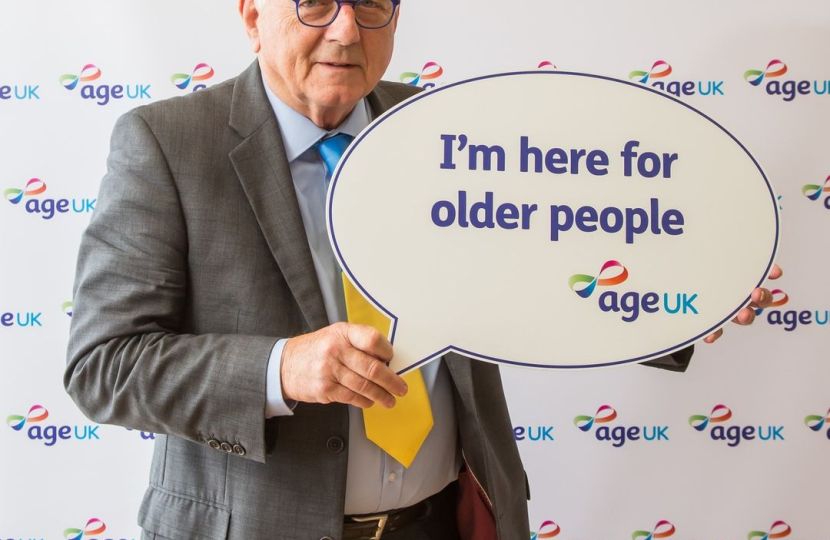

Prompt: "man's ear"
[240,0,262,54]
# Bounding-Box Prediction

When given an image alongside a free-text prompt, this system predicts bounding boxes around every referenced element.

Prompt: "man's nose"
[325,3,361,44]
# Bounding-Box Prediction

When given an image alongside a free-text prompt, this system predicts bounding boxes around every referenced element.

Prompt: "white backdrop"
[1,1,828,539]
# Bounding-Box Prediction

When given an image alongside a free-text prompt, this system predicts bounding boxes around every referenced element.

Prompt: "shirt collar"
[260,72,371,163]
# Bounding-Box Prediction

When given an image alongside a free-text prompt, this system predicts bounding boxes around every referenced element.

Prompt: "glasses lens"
[355,0,395,28]
[297,0,338,26]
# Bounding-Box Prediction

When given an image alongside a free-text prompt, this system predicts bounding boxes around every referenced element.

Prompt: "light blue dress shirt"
[260,76,461,515]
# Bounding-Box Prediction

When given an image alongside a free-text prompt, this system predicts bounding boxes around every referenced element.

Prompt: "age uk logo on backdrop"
[171,63,214,92]
[632,520,675,540]
[744,59,830,102]
[803,175,830,210]
[804,408,830,439]
[7,404,100,446]
[59,63,151,106]
[629,60,724,97]
[4,178,95,219]
[573,405,668,447]
[400,61,443,89]
[64,518,106,540]
[689,405,783,446]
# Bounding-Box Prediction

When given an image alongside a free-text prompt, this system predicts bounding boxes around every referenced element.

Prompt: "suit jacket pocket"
[138,484,230,540]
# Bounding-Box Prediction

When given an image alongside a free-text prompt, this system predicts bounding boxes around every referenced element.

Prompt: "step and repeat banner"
[1,1,828,539]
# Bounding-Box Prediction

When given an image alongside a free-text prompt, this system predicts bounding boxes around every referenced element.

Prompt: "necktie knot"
[316,133,355,177]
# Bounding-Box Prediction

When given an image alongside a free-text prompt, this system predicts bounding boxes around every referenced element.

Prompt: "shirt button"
[326,436,344,453]
[388,472,397,482]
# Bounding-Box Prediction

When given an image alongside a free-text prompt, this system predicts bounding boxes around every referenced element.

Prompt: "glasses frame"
[291,0,401,29]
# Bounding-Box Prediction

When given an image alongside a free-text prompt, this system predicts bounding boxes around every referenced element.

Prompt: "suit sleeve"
[64,110,278,464]
[640,344,694,372]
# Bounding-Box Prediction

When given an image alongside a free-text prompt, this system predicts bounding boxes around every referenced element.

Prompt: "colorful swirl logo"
[6,404,48,431]
[4,177,46,205]
[755,289,789,316]
[629,60,672,84]
[689,404,732,431]
[748,520,791,540]
[573,405,617,432]
[802,175,830,201]
[632,520,676,540]
[171,63,215,89]
[59,64,102,91]
[64,518,106,540]
[804,408,830,431]
[744,60,788,87]
[400,62,443,86]
[62,301,74,318]
[537,61,557,69]
[569,260,628,299]
[531,520,561,539]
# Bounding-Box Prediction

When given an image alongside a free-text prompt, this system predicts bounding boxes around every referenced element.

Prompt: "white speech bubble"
[328,72,779,373]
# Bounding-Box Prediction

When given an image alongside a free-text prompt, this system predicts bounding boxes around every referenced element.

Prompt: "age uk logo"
[64,518,106,540]
[7,404,48,430]
[803,175,830,210]
[762,291,830,332]
[632,520,675,540]
[59,63,151,106]
[569,260,698,323]
[805,408,830,439]
[629,60,723,97]
[530,520,560,539]
[574,405,668,447]
[748,521,791,540]
[4,177,95,219]
[689,405,783,446]
[171,63,214,92]
[400,62,443,89]
[7,404,100,446]
[745,59,830,102]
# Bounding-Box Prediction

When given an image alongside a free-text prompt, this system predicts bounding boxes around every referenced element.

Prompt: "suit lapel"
[229,61,329,330]
[227,61,399,332]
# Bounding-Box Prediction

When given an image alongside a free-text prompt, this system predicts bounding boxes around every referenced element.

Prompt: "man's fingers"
[342,347,408,398]
[749,288,772,309]
[330,385,374,409]
[336,365,397,408]
[344,323,394,362]
[703,328,723,343]
[732,307,756,326]
[769,264,783,280]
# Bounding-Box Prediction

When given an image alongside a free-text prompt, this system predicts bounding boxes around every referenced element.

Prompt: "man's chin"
[310,88,366,111]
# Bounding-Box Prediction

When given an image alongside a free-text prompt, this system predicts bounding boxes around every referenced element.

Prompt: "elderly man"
[64,1,780,539]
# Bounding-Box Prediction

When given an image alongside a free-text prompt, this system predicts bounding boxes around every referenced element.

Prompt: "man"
[64,1,780,539]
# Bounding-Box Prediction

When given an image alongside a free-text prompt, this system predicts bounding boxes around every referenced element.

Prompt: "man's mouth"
[321,62,357,68]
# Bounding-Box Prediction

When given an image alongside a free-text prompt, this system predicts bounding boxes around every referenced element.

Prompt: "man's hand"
[280,323,408,409]
[703,264,783,343]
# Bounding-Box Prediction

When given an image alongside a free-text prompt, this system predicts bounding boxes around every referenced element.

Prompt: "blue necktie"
[317,133,354,181]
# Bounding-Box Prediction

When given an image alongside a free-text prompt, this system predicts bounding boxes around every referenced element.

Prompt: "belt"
[342,480,456,540]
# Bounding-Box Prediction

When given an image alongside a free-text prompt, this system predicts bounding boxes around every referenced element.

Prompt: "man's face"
[253,0,398,125]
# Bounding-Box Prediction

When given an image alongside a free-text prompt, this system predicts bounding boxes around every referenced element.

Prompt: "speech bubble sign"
[328,71,779,373]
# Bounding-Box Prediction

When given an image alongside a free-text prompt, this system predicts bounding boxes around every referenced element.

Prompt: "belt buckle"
[349,513,389,540]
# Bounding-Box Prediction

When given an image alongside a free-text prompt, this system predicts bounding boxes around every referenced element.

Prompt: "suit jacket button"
[232,444,246,456]
[207,439,221,450]
[326,436,344,453]
[220,441,233,453]
[320,537,333,540]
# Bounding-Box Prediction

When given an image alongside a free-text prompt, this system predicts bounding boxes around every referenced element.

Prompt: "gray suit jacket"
[65,59,691,540]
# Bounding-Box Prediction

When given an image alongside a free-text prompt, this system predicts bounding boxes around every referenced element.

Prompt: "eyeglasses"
[291,0,400,29]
